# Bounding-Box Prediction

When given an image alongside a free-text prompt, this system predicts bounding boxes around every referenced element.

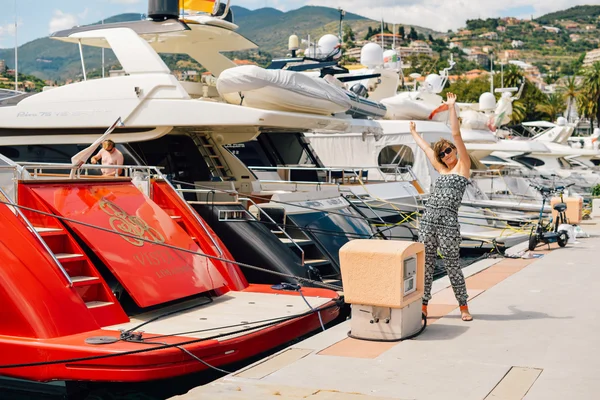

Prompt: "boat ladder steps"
[305,259,329,266]
[55,253,84,260]
[279,238,312,245]
[71,276,100,284]
[32,226,62,233]
[85,301,114,309]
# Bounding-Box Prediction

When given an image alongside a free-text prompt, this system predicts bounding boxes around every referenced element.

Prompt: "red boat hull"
[0,286,339,382]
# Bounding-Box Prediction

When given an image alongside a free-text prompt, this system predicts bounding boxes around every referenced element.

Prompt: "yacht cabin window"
[377,145,414,173]
[512,156,545,168]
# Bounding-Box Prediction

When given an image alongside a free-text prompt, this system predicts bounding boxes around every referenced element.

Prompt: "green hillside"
[0,13,143,83]
[536,5,600,24]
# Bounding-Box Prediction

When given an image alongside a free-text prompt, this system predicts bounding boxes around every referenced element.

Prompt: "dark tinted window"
[513,156,545,168]
[127,135,212,182]
[224,141,271,167]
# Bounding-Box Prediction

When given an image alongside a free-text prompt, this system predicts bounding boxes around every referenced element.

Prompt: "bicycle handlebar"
[530,183,574,194]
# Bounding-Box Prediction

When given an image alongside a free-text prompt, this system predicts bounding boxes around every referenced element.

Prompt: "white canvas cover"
[306,130,447,191]
[216,65,353,114]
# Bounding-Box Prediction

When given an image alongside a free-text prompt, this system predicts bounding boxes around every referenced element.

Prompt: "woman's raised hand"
[445,92,457,105]
[409,121,417,134]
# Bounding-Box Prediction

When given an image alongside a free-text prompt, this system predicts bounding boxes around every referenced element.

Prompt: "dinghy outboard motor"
[350,83,369,98]
[148,0,179,21]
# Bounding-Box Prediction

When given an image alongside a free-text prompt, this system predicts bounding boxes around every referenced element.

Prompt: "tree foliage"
[536,93,567,120]
[465,18,499,32]
[559,76,580,121]
[398,26,405,39]
[577,62,600,128]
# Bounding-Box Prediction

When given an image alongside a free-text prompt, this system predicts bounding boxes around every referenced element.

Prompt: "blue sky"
[0,0,594,49]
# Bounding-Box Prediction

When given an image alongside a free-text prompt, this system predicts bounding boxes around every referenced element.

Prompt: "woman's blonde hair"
[433,139,456,167]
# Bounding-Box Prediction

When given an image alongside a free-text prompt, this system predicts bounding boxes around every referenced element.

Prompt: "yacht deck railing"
[0,163,226,258]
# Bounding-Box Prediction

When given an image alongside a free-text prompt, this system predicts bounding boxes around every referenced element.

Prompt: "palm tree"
[511,100,527,123]
[577,62,600,128]
[499,64,524,89]
[536,93,566,121]
[559,76,580,122]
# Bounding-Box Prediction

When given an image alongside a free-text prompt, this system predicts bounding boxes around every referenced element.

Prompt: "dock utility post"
[340,240,424,341]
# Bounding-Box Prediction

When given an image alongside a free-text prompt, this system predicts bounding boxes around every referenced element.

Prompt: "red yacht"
[0,166,340,383]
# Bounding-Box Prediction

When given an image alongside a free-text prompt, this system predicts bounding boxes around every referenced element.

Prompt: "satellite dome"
[424,74,444,94]
[318,34,341,58]
[360,43,384,68]
[556,116,567,126]
[479,92,496,111]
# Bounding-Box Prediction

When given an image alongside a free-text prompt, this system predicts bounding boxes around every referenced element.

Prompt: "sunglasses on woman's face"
[439,147,453,158]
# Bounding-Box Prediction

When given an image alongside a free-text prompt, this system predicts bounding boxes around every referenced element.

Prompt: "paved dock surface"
[173,221,600,400]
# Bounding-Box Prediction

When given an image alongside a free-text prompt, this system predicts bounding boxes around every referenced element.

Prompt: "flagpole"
[101,19,105,78]
[381,18,384,49]
[14,0,18,91]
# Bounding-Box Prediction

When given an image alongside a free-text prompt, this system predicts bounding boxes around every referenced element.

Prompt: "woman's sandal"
[460,305,473,321]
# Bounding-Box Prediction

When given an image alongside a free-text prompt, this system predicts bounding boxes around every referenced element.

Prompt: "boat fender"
[428,103,460,121]
[428,103,448,120]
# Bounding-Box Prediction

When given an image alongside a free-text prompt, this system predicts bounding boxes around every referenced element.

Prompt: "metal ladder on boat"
[0,187,119,315]
[254,205,339,283]
[214,195,338,283]
[189,131,234,181]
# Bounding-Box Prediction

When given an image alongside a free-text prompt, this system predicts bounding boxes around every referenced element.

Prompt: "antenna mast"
[14,0,18,91]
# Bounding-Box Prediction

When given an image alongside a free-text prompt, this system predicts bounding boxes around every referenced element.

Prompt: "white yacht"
[0,5,388,285]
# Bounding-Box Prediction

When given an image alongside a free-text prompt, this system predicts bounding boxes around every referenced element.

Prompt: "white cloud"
[241,0,596,31]
[0,19,23,47]
[49,10,78,34]
[0,18,23,38]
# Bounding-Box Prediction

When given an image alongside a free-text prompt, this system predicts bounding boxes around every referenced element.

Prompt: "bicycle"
[528,183,574,251]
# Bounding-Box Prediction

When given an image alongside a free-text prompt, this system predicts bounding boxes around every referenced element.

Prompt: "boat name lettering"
[304,201,323,208]
[16,110,110,118]
[133,249,175,266]
[156,265,193,279]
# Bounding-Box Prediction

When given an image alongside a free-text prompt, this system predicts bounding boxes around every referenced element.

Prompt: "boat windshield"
[0,89,31,107]
[225,132,326,182]
[288,208,374,266]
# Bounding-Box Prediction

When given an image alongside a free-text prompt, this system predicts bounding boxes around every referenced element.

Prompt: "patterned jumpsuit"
[419,174,469,306]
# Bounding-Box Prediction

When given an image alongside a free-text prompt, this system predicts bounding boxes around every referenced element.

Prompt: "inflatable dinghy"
[216,65,386,118]
[461,109,495,131]
[379,91,458,121]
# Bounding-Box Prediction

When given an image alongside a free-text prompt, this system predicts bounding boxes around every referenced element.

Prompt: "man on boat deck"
[90,139,124,176]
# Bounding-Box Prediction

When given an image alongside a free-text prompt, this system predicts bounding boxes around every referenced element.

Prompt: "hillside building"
[370,33,403,49]
[503,50,520,60]
[542,26,561,33]
[467,51,490,66]
[583,48,600,67]
[396,41,433,58]
[479,32,499,40]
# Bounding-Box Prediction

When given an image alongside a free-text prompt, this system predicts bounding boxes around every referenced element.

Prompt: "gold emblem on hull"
[99,199,165,247]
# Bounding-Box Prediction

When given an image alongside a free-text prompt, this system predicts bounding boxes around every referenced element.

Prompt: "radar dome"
[424,74,444,94]
[318,34,341,59]
[360,43,384,68]
[479,92,496,111]
[556,116,567,126]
